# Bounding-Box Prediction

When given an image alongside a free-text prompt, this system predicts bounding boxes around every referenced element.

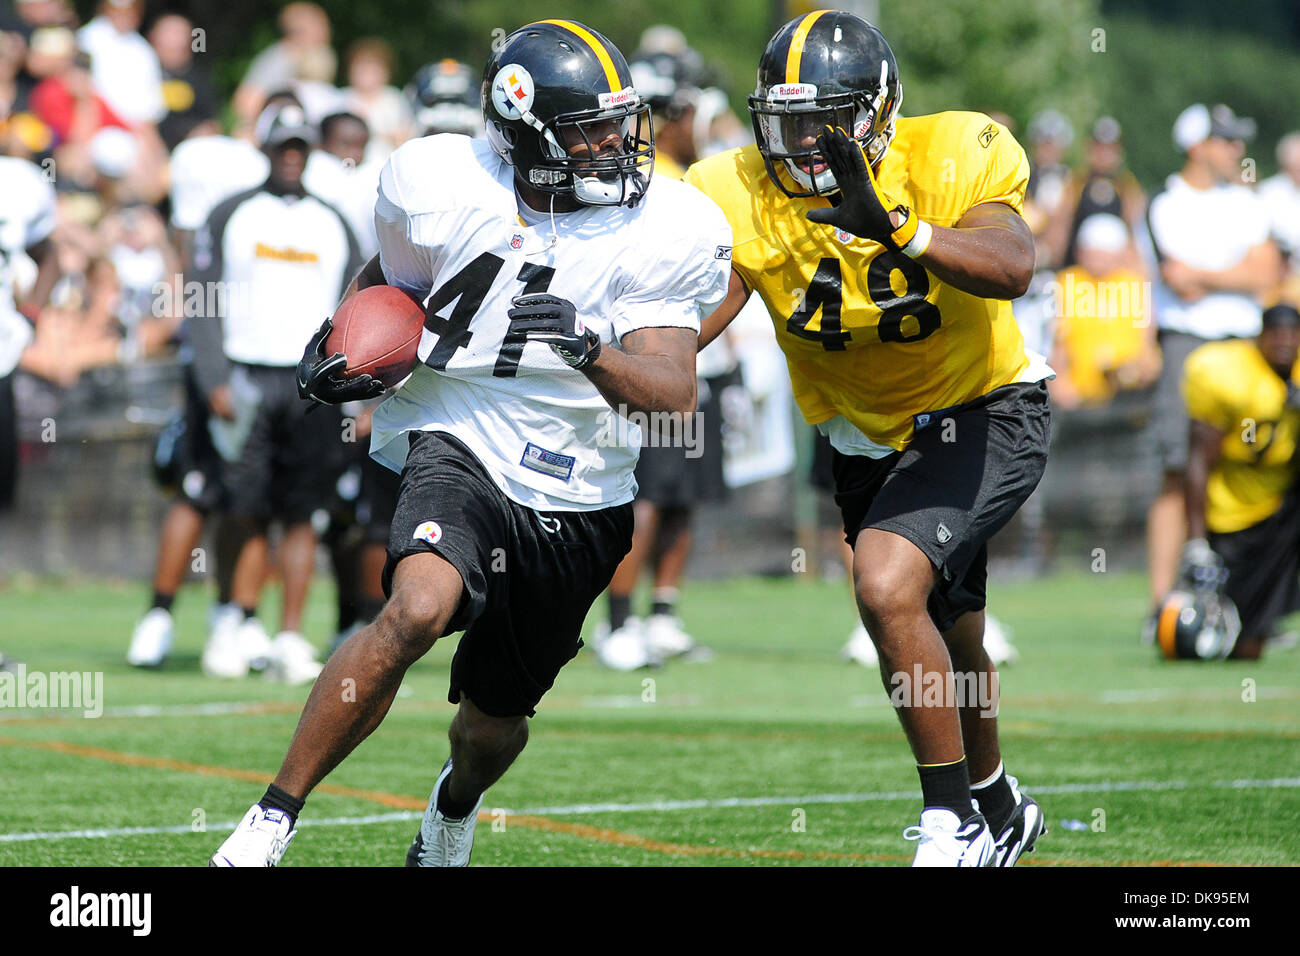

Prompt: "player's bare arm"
[807,126,1034,300]
[913,202,1035,301]
[586,325,699,418]
[698,268,750,350]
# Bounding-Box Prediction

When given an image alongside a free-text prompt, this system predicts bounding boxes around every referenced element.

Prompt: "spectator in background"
[1143,103,1283,628]
[341,38,410,155]
[149,12,217,151]
[304,110,380,259]
[233,2,332,134]
[167,91,303,265]
[76,0,163,128]
[1258,132,1300,303]
[1047,116,1146,271]
[28,36,123,142]
[1048,213,1160,410]
[1023,109,1073,266]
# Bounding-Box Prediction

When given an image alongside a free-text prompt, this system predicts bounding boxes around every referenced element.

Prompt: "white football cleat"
[643,613,695,659]
[406,760,482,867]
[593,619,657,671]
[209,804,297,867]
[840,622,879,667]
[982,614,1020,666]
[904,804,996,867]
[208,602,241,639]
[127,608,174,668]
[201,614,249,679]
[236,618,274,672]
[264,631,323,685]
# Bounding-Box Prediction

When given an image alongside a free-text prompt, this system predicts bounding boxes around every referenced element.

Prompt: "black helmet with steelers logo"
[482,20,654,207]
[749,9,902,198]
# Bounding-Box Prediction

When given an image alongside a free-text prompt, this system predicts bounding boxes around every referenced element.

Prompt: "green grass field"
[1,571,1297,866]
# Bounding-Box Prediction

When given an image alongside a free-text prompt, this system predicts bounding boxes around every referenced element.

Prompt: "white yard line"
[4,776,1298,844]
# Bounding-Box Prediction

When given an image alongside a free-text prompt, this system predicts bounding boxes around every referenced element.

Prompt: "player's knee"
[377,588,452,662]
[854,562,928,628]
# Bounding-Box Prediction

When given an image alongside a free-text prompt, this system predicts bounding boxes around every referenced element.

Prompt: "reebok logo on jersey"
[936,522,952,544]
[714,245,731,260]
[413,520,442,545]
[978,123,1000,148]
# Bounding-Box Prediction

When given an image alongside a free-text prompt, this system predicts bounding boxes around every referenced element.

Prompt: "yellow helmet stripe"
[786,9,831,84]
[535,19,621,93]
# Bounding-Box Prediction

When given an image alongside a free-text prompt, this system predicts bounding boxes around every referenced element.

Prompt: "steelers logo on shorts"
[413,520,443,545]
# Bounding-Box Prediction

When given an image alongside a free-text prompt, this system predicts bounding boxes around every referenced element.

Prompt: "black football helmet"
[406,59,482,136]
[1155,589,1241,661]
[628,50,701,122]
[482,20,654,207]
[749,9,902,198]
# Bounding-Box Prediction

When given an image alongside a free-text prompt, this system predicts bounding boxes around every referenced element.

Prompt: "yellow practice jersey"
[686,111,1033,450]
[654,152,686,181]
[1183,339,1300,534]
[1055,265,1152,405]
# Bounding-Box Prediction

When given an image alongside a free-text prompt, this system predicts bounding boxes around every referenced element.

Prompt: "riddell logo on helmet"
[769,83,818,101]
[597,87,639,109]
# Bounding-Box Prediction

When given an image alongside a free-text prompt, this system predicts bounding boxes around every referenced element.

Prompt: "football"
[325,284,426,388]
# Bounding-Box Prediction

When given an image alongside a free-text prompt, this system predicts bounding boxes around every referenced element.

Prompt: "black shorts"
[0,370,15,512]
[632,369,738,509]
[164,368,226,513]
[384,431,634,718]
[359,453,400,545]
[1211,492,1300,642]
[221,364,344,524]
[832,381,1051,632]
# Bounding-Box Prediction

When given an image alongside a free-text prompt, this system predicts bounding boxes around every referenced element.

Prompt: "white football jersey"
[0,157,57,376]
[370,134,733,511]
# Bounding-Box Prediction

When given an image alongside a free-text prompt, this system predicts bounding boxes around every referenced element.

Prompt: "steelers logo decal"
[491,64,535,118]
[413,520,443,545]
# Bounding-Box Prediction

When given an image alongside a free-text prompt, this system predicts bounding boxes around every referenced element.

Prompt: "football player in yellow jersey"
[686,10,1050,866]
[1177,304,1300,660]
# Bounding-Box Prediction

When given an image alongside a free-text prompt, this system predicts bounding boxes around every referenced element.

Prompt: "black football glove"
[804,126,917,249]
[296,316,386,406]
[508,293,602,370]
[1178,537,1227,592]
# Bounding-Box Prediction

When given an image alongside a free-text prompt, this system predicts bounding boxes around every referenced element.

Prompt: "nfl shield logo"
[836,228,853,244]
[510,234,523,250]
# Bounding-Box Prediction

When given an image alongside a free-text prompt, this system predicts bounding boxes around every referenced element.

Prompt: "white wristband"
[899,218,932,259]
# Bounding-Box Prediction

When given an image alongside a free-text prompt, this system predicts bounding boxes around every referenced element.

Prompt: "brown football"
[325,285,426,388]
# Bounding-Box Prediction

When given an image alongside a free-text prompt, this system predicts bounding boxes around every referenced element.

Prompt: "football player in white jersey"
[210,20,732,867]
